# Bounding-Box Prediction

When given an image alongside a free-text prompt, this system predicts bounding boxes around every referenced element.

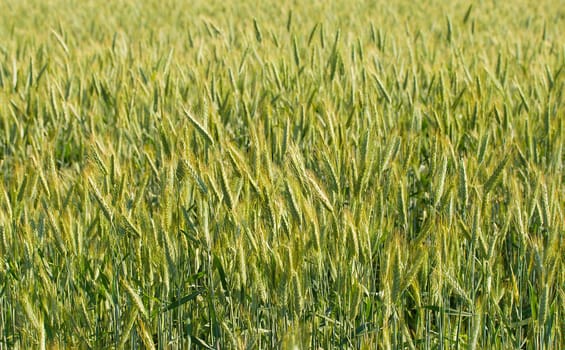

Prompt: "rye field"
[0,0,564,348]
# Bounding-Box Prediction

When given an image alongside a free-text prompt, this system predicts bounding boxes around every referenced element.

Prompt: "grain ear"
[183,108,215,146]
[483,154,509,195]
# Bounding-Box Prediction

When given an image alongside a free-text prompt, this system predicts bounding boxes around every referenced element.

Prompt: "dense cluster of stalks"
[0,0,563,348]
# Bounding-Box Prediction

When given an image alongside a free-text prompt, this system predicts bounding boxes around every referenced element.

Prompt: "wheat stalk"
[183,108,215,146]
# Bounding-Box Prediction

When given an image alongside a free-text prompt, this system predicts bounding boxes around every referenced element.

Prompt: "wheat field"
[0,0,564,349]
